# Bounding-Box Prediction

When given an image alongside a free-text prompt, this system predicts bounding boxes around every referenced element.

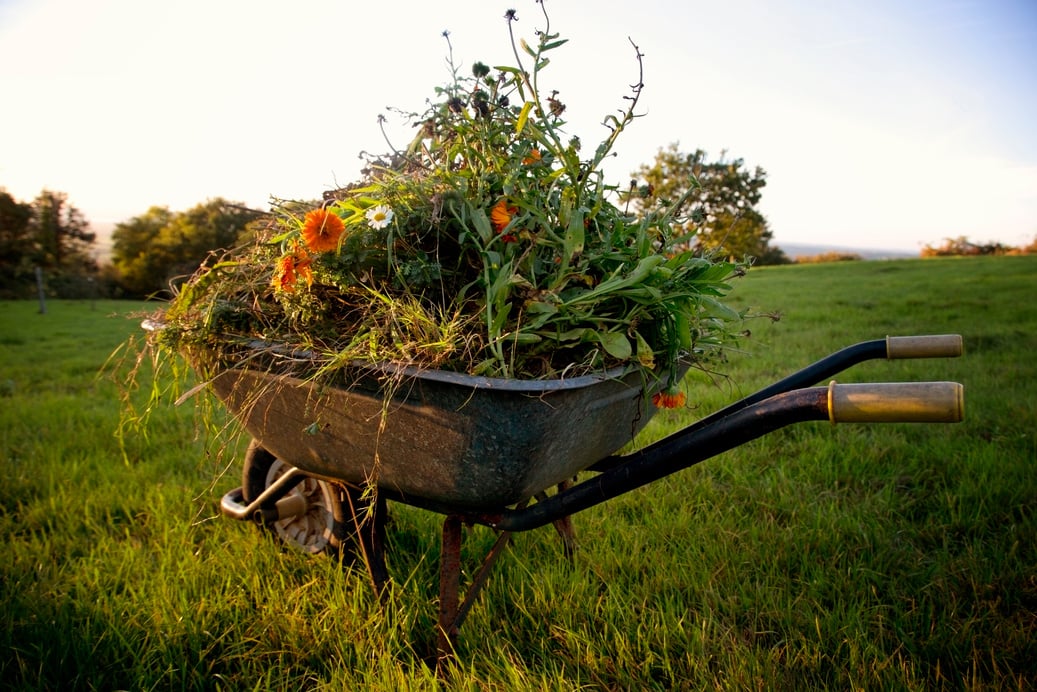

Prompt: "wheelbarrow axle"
[219,466,308,524]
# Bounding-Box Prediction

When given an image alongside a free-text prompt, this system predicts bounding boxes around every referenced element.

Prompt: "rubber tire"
[241,440,350,556]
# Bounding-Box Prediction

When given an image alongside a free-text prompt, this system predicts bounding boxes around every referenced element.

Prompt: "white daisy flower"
[365,204,394,230]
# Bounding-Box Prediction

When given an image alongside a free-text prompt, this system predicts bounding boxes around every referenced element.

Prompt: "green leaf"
[541,38,569,51]
[470,208,494,245]
[598,331,632,360]
[525,301,557,315]
[633,330,656,368]
[515,102,534,135]
[501,331,542,345]
[700,296,741,321]
[487,260,514,309]
[555,327,594,342]
[563,255,667,305]
[563,209,585,261]
[673,310,693,351]
[490,302,511,334]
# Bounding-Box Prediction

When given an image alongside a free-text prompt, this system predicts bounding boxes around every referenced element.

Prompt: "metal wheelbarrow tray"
[209,361,672,512]
[194,331,964,663]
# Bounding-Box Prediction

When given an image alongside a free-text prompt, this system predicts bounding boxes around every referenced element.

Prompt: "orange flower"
[522,148,541,165]
[490,199,518,234]
[652,388,686,409]
[272,246,313,293]
[301,208,345,253]
[273,255,297,292]
[294,251,313,286]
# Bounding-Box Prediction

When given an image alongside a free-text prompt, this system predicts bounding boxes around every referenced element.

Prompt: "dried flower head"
[548,90,566,117]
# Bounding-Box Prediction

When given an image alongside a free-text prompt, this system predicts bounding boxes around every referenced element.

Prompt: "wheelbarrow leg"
[436,516,515,669]
[342,486,390,602]
[437,515,464,666]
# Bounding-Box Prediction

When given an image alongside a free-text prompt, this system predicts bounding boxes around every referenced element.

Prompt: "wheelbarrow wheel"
[242,440,347,556]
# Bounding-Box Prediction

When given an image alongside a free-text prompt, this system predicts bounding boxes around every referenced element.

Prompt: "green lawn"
[1,256,1034,690]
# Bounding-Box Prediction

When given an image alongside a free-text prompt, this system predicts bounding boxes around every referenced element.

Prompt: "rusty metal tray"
[208,362,674,511]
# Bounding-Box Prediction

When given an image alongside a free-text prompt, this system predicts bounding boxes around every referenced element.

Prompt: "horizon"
[81,221,923,264]
[2,0,1035,253]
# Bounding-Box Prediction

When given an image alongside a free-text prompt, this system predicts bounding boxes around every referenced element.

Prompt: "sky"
[1,0,1035,254]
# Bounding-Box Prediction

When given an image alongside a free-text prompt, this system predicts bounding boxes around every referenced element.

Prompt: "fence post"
[35,266,46,314]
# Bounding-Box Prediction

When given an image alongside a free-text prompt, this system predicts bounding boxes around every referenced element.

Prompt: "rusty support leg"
[437,518,516,669]
[452,530,512,634]
[437,515,463,666]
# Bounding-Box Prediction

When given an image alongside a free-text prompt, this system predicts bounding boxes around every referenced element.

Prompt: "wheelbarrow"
[162,326,965,662]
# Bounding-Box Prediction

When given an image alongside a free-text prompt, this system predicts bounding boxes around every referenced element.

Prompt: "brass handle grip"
[886,334,963,359]
[827,381,964,423]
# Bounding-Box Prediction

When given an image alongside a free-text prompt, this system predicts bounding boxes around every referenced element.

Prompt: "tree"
[0,190,35,295]
[110,206,176,297]
[111,198,262,297]
[623,144,788,265]
[30,190,97,273]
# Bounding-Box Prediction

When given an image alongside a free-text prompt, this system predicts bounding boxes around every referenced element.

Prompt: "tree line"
[0,191,264,299]
[107,201,263,297]
[1,145,863,300]
[0,189,98,298]
[921,236,1037,258]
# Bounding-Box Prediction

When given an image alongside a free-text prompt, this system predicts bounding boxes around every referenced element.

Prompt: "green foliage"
[109,206,175,296]
[624,143,788,265]
[157,7,745,384]
[110,199,262,297]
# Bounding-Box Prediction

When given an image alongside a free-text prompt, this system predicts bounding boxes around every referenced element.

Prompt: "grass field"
[1,256,1035,690]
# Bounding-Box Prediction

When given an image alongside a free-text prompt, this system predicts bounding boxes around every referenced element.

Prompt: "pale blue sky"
[1,0,1034,252]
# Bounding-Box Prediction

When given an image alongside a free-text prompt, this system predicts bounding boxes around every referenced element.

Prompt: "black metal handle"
[483,387,831,532]
[587,334,963,475]
[485,378,964,533]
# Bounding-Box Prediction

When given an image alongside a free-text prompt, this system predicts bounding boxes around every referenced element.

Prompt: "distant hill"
[777,242,916,261]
